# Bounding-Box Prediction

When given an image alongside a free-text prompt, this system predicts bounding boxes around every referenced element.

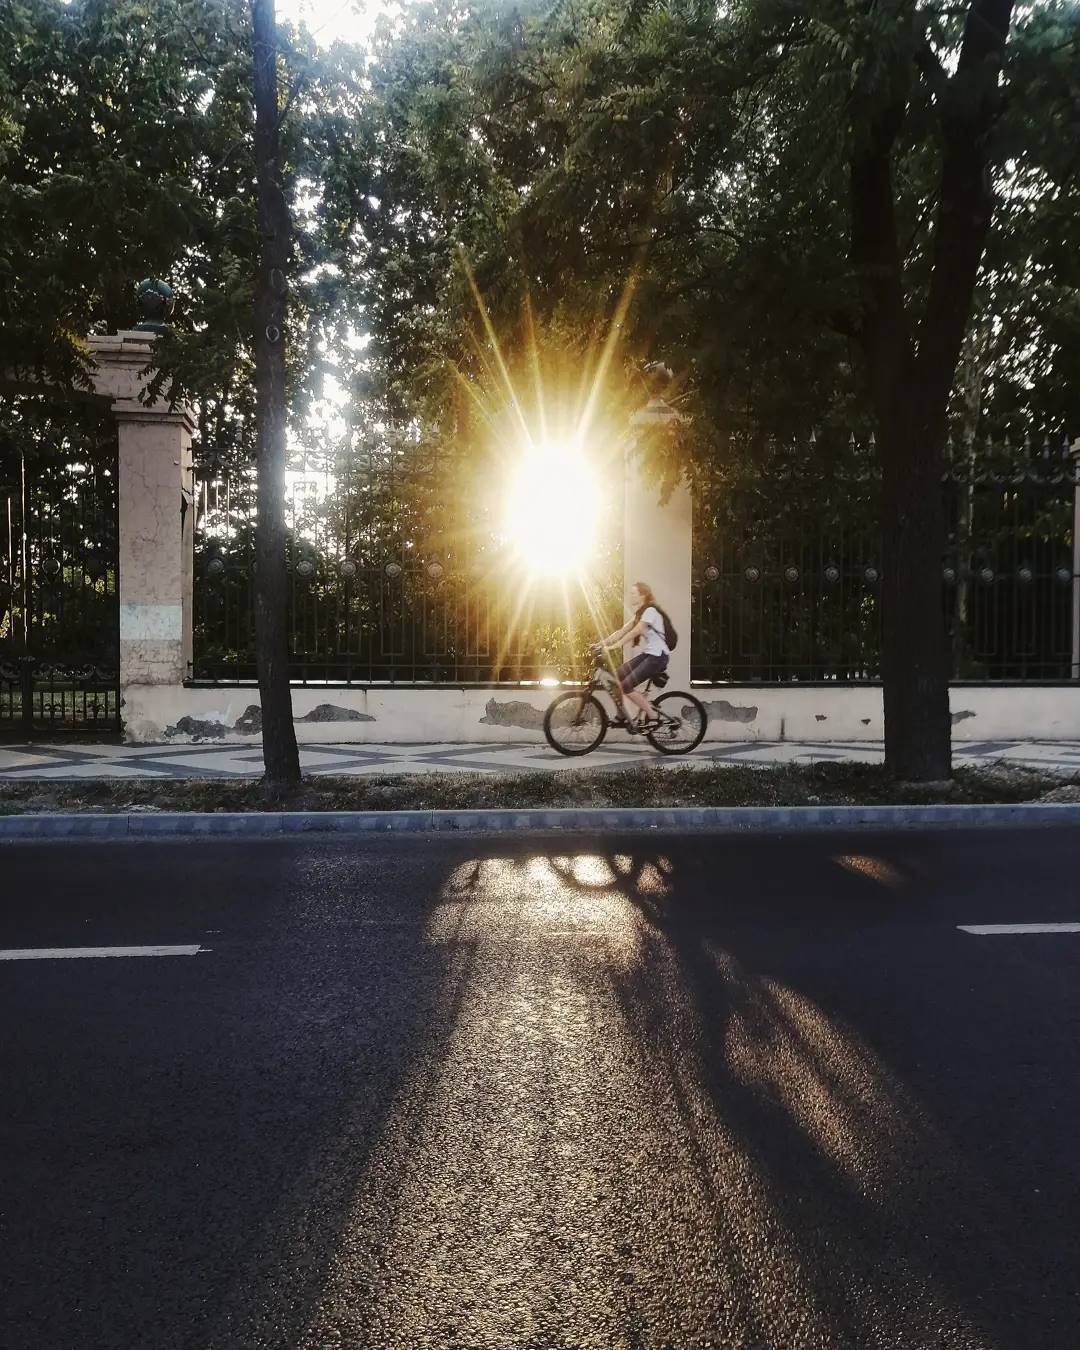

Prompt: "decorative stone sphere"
[134,277,175,332]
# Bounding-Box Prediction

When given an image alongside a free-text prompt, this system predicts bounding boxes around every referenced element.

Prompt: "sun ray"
[576,262,642,444]
[456,245,534,448]
[522,288,548,447]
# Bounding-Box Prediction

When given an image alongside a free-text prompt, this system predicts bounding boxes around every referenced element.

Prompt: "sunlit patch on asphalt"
[832,853,904,888]
[286,847,996,1349]
[433,853,670,944]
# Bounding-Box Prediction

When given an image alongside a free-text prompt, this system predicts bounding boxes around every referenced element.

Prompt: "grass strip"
[2,760,1078,814]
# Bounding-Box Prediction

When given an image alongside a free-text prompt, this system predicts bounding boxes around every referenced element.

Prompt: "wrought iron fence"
[692,434,1078,682]
[0,399,120,734]
[192,437,621,684]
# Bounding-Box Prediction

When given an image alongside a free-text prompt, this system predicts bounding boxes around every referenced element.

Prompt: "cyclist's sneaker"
[609,715,628,729]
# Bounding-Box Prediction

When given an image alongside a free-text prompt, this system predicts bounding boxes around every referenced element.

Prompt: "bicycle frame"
[581,663,659,725]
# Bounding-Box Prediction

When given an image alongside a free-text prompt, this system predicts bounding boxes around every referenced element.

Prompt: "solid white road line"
[958,923,1080,936]
[0,945,208,961]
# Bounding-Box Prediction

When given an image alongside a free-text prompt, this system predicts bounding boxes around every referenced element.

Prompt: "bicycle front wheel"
[543,691,608,756]
[647,690,708,755]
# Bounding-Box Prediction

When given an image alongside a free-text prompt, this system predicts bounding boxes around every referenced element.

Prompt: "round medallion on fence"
[942,565,957,584]
[824,564,840,584]
[206,557,225,578]
[1057,566,1073,585]
[863,566,879,583]
[426,562,444,580]
[42,557,61,579]
[979,566,995,584]
[703,565,720,583]
[784,565,800,583]
[1017,566,1034,583]
[385,561,403,579]
[744,565,761,583]
[296,559,316,579]
[339,559,357,580]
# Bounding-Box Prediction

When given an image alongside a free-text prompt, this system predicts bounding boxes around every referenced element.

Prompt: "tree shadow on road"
[12,833,1071,1350]
[586,833,1074,1350]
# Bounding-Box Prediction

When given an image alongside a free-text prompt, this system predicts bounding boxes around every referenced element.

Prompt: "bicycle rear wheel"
[543,692,608,756]
[647,690,707,754]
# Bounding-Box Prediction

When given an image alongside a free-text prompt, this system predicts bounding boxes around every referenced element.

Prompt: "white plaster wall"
[121,681,1080,744]
[624,447,692,687]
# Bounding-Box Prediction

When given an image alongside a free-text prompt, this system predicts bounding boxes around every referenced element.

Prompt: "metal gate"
[0,401,120,736]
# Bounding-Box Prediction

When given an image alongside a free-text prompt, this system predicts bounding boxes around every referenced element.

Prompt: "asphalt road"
[1,828,1078,1350]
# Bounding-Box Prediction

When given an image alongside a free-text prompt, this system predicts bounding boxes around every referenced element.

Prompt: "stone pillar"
[85,332,194,696]
[625,400,693,686]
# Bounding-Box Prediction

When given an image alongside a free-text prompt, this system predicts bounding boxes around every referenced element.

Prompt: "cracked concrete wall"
[121,682,1080,744]
[479,699,547,730]
[701,700,758,725]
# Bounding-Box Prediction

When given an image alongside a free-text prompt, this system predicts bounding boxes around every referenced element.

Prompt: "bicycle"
[542,658,708,757]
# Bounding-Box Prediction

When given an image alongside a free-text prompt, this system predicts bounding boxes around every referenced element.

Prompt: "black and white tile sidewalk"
[2,738,1080,780]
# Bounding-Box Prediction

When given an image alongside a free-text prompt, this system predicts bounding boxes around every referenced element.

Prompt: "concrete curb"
[2,803,1080,839]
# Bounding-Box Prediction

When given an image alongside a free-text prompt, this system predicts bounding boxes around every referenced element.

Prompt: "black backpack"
[642,605,677,651]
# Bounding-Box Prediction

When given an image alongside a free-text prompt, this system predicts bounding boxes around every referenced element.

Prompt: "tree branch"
[849,81,913,419]
[915,0,1016,410]
[915,38,949,104]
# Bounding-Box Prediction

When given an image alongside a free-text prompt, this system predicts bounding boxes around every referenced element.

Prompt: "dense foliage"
[2,1,1076,450]
[2,0,1079,774]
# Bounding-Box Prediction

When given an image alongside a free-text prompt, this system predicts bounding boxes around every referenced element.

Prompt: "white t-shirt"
[639,606,669,658]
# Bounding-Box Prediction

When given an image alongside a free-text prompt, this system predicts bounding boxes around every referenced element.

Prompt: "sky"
[276,0,393,47]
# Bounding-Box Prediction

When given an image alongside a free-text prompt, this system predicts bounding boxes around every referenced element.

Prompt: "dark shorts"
[616,651,668,693]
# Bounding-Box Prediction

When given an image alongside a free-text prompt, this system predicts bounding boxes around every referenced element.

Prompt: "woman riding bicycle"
[591,581,671,729]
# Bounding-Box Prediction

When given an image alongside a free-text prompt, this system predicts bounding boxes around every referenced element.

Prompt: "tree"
[341,0,1076,781]
[839,0,1014,781]
[250,0,299,787]
[1,0,369,774]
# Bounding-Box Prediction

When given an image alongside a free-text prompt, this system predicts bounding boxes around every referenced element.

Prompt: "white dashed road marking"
[0,945,209,960]
[958,924,1080,936]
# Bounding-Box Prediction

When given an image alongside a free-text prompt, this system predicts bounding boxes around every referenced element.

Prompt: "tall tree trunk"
[251,0,300,787]
[878,402,952,781]
[850,0,1014,781]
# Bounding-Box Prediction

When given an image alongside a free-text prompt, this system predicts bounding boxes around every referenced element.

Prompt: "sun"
[504,443,601,576]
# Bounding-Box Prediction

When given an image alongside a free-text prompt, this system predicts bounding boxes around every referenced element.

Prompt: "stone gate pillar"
[625,395,693,687]
[86,332,194,703]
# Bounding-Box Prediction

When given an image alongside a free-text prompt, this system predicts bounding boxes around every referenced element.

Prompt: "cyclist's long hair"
[632,580,660,646]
